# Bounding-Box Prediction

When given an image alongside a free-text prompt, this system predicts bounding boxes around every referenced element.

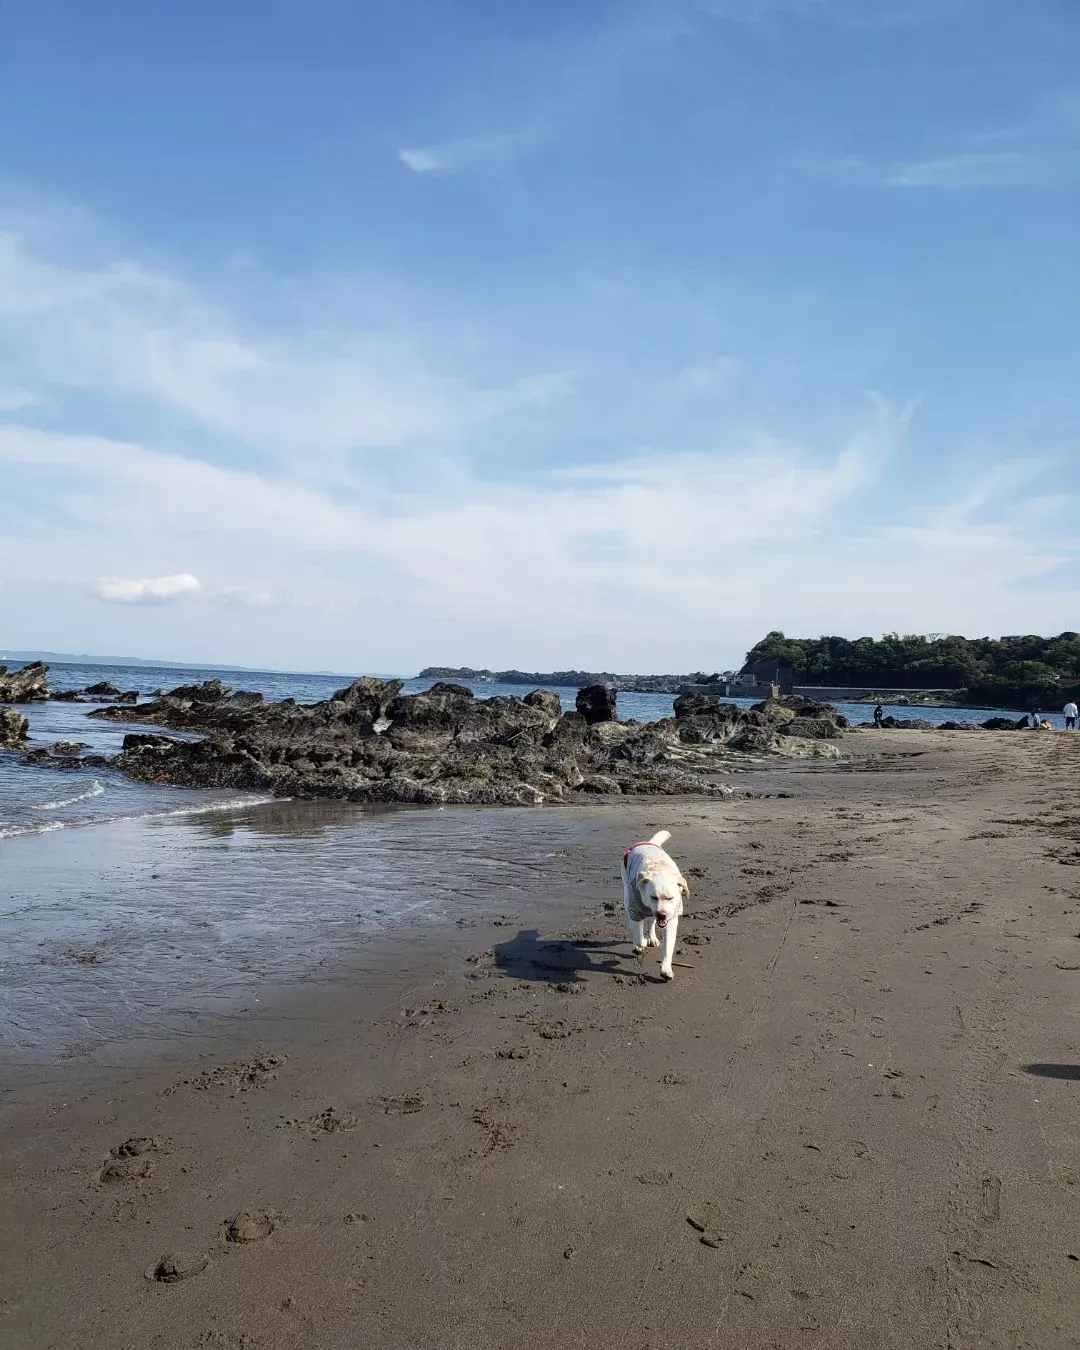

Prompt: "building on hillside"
[738,659,795,694]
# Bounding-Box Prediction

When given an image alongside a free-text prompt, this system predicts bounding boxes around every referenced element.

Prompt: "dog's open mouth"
[656,914,669,929]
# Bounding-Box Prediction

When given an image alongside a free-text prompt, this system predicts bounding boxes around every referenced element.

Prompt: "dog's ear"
[678,874,690,901]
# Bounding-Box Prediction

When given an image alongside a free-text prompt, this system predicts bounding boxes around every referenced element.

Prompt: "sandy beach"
[3,729,1080,1349]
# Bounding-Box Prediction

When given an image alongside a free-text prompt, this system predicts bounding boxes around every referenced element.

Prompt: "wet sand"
[3,729,1080,1349]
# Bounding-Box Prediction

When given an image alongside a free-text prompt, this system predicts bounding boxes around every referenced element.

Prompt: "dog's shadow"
[493,928,663,984]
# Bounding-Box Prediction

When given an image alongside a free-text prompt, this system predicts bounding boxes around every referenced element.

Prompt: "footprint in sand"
[165,1054,287,1095]
[285,1106,357,1136]
[145,1251,210,1283]
[98,1155,155,1184]
[687,1204,728,1249]
[378,1094,424,1115]
[223,1208,286,1244]
[97,1135,169,1184]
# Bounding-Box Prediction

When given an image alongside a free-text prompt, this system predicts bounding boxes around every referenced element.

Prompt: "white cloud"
[882,150,1037,189]
[94,572,202,604]
[399,148,442,173]
[812,87,1080,191]
[3,396,1076,672]
[0,230,569,455]
[397,129,538,175]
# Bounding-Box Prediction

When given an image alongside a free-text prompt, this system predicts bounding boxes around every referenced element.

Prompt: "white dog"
[621,830,689,980]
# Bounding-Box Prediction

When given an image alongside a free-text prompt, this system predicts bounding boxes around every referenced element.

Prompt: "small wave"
[0,794,281,842]
[0,820,66,840]
[29,780,107,811]
[135,796,281,823]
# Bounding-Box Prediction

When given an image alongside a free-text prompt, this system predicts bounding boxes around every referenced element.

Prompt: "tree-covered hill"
[743,630,1080,705]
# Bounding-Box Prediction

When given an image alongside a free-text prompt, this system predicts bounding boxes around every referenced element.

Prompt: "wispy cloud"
[0,228,571,457]
[94,573,202,604]
[3,386,1075,670]
[398,130,537,175]
[813,87,1080,190]
[394,11,692,179]
[881,151,1036,189]
[700,0,972,30]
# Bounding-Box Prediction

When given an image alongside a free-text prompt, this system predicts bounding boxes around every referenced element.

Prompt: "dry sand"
[2,729,1080,1349]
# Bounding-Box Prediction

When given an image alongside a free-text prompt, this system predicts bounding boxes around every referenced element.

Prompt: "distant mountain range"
[418,666,733,693]
[0,650,341,676]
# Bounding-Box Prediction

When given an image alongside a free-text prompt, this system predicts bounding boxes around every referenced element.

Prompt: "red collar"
[623,840,659,862]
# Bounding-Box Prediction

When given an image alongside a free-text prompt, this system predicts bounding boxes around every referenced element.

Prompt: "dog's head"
[636,861,689,929]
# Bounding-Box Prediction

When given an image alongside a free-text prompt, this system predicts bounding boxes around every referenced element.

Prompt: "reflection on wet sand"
[189,798,398,839]
[1,802,609,1059]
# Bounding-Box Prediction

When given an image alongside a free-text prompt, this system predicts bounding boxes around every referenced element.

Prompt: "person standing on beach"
[873,704,884,728]
[1064,700,1078,731]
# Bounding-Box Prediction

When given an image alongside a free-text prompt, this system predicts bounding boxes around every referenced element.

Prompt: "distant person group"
[870,701,1078,730]
[1025,702,1077,730]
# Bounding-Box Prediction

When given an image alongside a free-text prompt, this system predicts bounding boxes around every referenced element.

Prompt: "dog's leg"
[624,874,645,955]
[646,917,660,948]
[659,915,679,980]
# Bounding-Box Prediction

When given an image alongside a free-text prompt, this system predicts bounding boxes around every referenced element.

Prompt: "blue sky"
[1,0,1077,673]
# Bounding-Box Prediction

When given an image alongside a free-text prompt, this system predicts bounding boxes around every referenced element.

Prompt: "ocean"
[0,659,1055,1057]
[1,659,1049,842]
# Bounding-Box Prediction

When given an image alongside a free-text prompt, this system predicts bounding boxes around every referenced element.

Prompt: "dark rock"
[940,720,978,731]
[50,690,84,703]
[117,690,139,703]
[981,716,1024,731]
[576,683,617,724]
[22,741,94,764]
[84,680,120,696]
[727,724,780,754]
[0,708,29,747]
[330,676,401,726]
[673,693,740,721]
[169,679,230,703]
[523,688,563,718]
[783,716,843,740]
[0,661,50,703]
[75,673,845,804]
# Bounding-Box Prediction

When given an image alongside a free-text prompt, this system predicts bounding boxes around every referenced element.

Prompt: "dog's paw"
[632,945,645,957]
[660,967,674,981]
[647,934,662,948]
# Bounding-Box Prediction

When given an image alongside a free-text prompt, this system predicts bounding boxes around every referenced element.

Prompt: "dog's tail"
[647,829,671,848]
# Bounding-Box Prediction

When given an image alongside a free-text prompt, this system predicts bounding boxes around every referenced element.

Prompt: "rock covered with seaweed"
[78,680,846,805]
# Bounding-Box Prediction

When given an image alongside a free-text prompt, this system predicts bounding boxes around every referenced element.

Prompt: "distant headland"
[422,629,1080,711]
[416,667,730,694]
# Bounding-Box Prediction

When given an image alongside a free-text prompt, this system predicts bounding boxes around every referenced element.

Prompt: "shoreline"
[3,731,1080,1347]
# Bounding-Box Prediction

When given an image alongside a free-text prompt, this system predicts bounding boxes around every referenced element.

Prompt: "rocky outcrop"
[0,661,50,703]
[784,716,843,740]
[75,678,845,805]
[0,708,29,747]
[575,683,617,724]
[85,680,120,696]
[0,664,142,705]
